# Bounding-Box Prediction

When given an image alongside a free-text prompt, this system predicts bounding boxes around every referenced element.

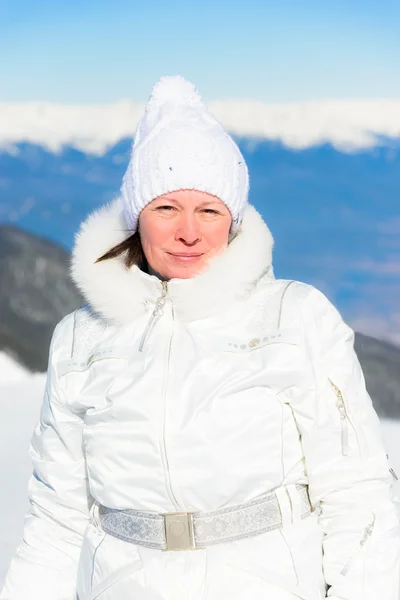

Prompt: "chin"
[167,261,208,280]
[167,268,201,280]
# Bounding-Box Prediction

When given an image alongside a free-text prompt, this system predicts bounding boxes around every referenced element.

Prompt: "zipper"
[158,283,180,509]
[328,378,353,456]
[138,281,180,508]
[139,281,168,351]
[340,513,376,576]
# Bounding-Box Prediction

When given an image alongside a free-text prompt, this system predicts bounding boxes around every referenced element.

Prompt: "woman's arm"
[0,314,92,600]
[290,285,400,600]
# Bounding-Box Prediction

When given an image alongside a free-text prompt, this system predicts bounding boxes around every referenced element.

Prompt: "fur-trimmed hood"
[70,198,275,323]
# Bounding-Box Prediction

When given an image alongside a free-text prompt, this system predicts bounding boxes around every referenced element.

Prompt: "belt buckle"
[163,512,195,551]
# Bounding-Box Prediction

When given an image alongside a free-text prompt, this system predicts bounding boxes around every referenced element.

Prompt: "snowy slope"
[0,354,46,584]
[0,353,399,588]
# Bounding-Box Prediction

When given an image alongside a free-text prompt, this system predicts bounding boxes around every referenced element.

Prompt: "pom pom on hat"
[121,75,249,234]
[148,75,204,108]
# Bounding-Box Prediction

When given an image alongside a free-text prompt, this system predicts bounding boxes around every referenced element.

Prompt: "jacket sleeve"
[0,315,92,600]
[291,285,400,600]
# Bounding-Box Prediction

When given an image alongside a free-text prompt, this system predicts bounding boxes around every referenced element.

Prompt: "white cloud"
[1,99,400,155]
[350,312,400,346]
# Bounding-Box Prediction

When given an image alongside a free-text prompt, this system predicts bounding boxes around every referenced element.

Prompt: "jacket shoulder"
[70,305,108,358]
[275,279,339,311]
[271,279,343,331]
[270,278,314,310]
[277,281,355,353]
[50,305,108,360]
[50,310,76,354]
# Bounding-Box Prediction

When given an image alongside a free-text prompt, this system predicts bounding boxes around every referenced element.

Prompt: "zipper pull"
[340,514,376,576]
[386,454,399,483]
[339,410,349,457]
[138,281,168,352]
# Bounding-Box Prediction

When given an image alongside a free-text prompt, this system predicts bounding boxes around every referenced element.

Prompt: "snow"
[0,355,46,584]
[0,352,32,384]
[1,99,400,155]
[0,353,399,589]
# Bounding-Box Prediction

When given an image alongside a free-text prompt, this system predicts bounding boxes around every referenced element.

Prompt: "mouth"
[167,252,205,262]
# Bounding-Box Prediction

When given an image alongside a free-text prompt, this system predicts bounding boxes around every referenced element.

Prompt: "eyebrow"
[157,196,220,207]
[157,196,179,204]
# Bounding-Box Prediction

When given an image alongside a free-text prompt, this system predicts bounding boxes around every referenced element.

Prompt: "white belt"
[98,483,312,551]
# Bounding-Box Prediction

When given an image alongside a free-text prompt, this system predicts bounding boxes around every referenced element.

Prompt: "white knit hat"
[121,75,249,234]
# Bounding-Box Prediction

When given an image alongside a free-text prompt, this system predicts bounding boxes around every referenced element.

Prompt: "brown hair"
[95,231,146,269]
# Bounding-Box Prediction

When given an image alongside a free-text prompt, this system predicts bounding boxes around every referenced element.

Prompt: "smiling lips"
[167,252,204,262]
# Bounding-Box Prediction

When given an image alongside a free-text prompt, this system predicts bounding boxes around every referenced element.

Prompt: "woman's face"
[139,189,232,280]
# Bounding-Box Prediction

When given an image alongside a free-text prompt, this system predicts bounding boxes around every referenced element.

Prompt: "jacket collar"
[71,198,275,324]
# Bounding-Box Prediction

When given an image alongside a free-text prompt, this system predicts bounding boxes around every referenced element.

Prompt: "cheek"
[144,231,165,250]
[204,222,230,253]
[140,219,172,253]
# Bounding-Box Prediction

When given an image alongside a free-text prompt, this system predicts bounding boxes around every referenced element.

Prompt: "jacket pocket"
[77,508,106,600]
[339,512,376,576]
[58,347,145,419]
[90,558,142,599]
[277,511,326,598]
[82,508,143,600]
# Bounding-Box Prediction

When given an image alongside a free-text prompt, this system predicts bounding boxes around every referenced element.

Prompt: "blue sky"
[1,0,400,104]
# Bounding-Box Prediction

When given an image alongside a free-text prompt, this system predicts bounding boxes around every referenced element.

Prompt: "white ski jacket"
[1,200,399,600]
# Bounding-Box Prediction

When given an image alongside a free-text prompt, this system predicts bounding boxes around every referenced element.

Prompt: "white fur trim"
[70,199,274,324]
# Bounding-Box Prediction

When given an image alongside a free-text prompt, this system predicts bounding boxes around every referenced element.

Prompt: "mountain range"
[0,225,82,371]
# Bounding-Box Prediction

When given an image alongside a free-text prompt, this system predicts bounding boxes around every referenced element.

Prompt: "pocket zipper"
[340,513,376,576]
[328,379,348,455]
[386,456,399,483]
[328,378,354,456]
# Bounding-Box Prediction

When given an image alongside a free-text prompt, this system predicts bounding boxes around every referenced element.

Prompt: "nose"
[175,213,201,245]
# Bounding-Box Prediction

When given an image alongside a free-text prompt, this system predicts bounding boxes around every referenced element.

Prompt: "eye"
[156,205,175,211]
[202,208,219,214]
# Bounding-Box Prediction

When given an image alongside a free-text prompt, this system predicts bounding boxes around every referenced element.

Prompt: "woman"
[1,76,399,600]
